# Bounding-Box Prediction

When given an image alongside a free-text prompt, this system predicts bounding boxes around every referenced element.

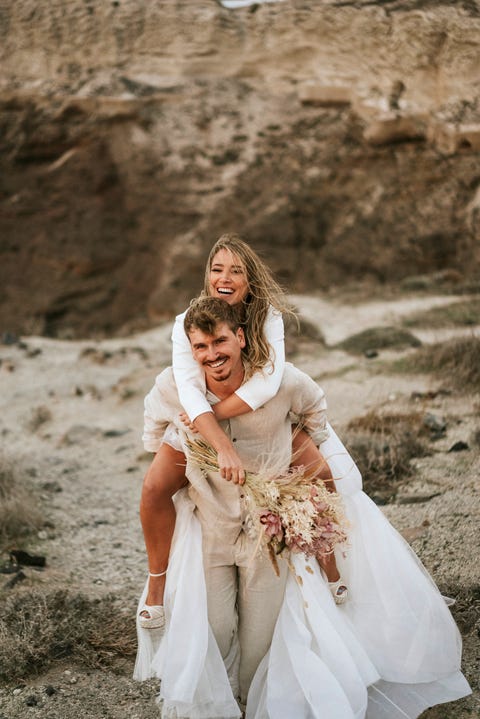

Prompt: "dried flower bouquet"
[186,437,349,576]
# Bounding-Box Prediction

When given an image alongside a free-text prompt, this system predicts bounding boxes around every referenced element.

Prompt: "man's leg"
[236,541,288,704]
[140,443,187,608]
[203,542,240,697]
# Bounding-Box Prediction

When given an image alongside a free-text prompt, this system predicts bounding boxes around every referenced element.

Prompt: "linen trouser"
[202,528,288,704]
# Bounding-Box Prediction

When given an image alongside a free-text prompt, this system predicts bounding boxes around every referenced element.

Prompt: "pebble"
[448,440,469,452]
[423,412,446,436]
[13,688,22,695]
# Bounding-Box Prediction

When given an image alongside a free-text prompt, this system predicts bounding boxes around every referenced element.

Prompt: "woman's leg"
[291,429,345,590]
[140,443,187,608]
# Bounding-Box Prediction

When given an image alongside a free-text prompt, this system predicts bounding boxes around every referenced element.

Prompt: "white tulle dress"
[134,423,471,719]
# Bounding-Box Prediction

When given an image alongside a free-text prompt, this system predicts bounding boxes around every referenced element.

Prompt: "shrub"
[0,454,43,549]
[344,410,430,502]
[0,588,137,682]
[393,336,480,392]
[338,326,421,355]
[402,299,480,329]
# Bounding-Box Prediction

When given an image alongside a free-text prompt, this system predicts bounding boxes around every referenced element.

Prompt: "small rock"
[364,349,378,359]
[60,424,100,445]
[26,347,42,358]
[13,688,22,696]
[37,530,48,540]
[103,428,131,438]
[1,331,18,345]
[423,413,447,438]
[10,550,46,568]
[0,555,19,574]
[447,441,469,452]
[396,492,441,505]
[411,390,432,400]
[400,526,428,542]
[44,685,56,696]
[25,695,38,707]
[42,480,63,493]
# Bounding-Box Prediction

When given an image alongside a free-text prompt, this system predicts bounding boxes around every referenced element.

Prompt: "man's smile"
[204,356,228,369]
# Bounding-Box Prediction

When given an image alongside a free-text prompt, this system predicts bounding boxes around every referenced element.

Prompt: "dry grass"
[344,410,430,502]
[337,326,421,355]
[392,336,480,392]
[402,299,480,329]
[0,454,44,550]
[0,588,137,682]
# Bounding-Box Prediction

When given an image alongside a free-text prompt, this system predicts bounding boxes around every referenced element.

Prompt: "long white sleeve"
[172,310,213,422]
[235,306,285,411]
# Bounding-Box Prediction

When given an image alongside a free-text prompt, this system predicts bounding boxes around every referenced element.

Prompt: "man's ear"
[236,327,246,348]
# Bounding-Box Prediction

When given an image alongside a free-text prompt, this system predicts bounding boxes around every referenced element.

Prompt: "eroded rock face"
[0,0,479,337]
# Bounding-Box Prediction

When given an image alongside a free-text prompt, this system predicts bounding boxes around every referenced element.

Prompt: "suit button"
[232,438,237,442]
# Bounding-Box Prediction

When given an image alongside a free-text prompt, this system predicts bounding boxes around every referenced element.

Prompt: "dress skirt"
[134,423,471,718]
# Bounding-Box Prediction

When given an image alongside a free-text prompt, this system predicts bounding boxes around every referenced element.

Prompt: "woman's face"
[208,248,249,306]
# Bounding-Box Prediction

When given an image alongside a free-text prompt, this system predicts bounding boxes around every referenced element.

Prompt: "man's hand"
[217,445,245,485]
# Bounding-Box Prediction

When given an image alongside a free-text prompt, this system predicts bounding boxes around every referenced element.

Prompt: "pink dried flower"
[260,511,284,542]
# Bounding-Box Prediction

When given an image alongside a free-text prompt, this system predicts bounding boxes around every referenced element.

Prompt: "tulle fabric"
[134,493,242,719]
[134,423,471,718]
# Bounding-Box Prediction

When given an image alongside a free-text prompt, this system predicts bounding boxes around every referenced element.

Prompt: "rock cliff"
[1,0,479,337]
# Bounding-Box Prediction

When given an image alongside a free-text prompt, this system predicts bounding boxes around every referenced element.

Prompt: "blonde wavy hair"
[202,234,294,375]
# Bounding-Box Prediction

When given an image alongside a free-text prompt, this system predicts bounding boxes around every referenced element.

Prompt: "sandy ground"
[0,291,478,718]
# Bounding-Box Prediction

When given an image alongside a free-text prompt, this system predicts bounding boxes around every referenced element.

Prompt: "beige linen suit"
[143,362,329,701]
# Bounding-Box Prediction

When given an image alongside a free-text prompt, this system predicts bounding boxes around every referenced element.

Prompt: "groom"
[143,296,332,704]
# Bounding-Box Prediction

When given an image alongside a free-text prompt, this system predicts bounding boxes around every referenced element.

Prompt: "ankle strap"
[149,568,167,577]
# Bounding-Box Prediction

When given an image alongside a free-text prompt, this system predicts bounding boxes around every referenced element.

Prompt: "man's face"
[188,321,246,384]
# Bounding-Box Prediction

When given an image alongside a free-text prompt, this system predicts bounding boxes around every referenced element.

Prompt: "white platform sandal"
[139,569,167,630]
[328,578,348,605]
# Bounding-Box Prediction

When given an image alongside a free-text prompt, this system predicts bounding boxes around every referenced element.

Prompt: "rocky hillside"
[1,0,479,337]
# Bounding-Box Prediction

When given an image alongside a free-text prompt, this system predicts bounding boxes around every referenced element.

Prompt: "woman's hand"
[191,411,246,484]
[179,412,198,433]
[216,445,245,485]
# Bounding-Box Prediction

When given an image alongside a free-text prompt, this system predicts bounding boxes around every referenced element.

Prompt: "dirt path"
[0,292,478,718]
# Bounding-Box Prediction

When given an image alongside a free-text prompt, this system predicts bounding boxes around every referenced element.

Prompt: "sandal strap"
[328,579,348,594]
